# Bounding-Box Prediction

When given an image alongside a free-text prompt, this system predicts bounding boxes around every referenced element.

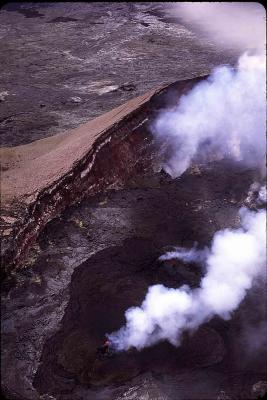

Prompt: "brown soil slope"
[0,76,206,274]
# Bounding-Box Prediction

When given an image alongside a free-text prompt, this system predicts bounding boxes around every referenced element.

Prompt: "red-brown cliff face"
[1,75,265,400]
[1,76,206,275]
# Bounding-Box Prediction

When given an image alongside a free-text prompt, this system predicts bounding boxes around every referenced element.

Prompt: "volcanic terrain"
[1,3,266,400]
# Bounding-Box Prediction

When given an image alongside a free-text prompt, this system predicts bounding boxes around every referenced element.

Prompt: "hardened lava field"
[3,160,266,400]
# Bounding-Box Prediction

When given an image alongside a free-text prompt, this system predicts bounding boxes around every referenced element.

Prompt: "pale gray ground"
[0,2,238,146]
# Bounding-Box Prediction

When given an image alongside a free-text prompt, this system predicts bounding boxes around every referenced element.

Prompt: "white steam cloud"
[108,207,266,350]
[173,2,266,52]
[159,244,208,266]
[257,185,267,205]
[151,52,266,178]
[107,3,266,352]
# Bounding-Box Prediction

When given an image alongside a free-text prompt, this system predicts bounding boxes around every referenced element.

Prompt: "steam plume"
[159,244,208,266]
[107,3,266,352]
[108,207,266,350]
[257,185,267,205]
[173,2,266,52]
[151,52,266,178]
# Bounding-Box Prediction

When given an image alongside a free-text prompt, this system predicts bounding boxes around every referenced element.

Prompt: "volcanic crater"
[1,4,266,398]
[2,147,265,399]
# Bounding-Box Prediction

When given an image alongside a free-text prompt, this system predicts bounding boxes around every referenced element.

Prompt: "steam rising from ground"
[109,207,266,350]
[107,3,266,352]
[257,185,267,205]
[173,3,266,52]
[159,245,208,266]
[151,52,266,178]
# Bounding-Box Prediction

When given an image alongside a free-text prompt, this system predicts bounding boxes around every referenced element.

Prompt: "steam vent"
[1,3,266,400]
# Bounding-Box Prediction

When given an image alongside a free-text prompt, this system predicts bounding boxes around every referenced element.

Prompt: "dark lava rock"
[2,4,45,19]
[33,238,224,393]
[48,17,79,23]
[2,159,265,400]
[120,83,137,92]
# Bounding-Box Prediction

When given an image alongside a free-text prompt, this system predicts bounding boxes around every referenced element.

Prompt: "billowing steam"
[108,207,266,350]
[173,3,266,52]
[107,3,266,352]
[151,52,266,178]
[151,3,266,178]
[245,182,267,207]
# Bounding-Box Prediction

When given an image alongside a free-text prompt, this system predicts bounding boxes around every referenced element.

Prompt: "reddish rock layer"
[0,76,207,274]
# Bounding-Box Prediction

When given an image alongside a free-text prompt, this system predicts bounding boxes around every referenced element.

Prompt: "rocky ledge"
[0,76,205,275]
[1,74,266,400]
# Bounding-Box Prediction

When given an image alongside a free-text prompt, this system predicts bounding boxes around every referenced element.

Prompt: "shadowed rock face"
[0,76,206,275]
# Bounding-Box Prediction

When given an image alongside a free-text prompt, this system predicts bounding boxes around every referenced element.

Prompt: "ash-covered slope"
[0,76,205,274]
